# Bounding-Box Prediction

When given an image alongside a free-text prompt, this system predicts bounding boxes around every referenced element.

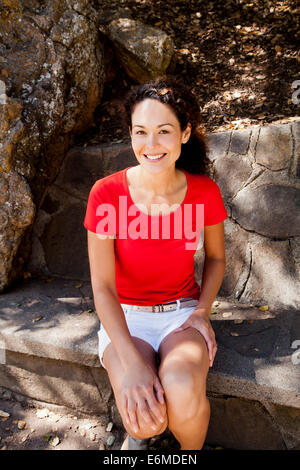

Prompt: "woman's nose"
[146,132,158,147]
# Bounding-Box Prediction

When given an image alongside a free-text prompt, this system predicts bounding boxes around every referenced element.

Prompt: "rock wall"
[0,0,106,292]
[28,119,300,310]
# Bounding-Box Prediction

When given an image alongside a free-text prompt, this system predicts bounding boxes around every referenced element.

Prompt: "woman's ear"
[182,123,192,144]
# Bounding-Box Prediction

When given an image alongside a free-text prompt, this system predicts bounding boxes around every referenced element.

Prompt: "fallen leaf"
[234,319,243,324]
[32,315,43,323]
[42,434,51,442]
[46,277,54,283]
[75,283,83,288]
[230,332,239,337]
[99,442,105,450]
[258,305,269,311]
[210,310,217,314]
[0,410,10,418]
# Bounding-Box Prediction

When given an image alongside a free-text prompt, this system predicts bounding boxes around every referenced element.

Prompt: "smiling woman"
[83,76,227,450]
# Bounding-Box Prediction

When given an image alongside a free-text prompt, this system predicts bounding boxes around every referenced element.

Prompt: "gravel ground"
[74,0,299,147]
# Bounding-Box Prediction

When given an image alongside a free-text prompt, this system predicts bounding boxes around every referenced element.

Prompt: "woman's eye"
[159,129,169,134]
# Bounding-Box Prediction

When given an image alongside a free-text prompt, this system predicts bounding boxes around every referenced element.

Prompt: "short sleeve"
[83,180,117,237]
[204,180,227,226]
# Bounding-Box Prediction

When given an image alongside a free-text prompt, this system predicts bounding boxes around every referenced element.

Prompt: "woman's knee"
[158,364,208,420]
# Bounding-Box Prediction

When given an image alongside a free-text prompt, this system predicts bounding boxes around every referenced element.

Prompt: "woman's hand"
[121,358,166,434]
[173,307,217,367]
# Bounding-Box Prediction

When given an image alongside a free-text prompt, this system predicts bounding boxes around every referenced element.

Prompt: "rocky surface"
[0,277,299,450]
[75,0,299,146]
[28,120,300,309]
[0,0,105,293]
[99,10,175,83]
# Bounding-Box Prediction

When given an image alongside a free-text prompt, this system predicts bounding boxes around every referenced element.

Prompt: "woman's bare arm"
[87,230,144,370]
[195,221,226,315]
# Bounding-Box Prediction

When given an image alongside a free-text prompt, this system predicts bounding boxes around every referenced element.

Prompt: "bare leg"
[158,327,210,450]
[102,337,168,441]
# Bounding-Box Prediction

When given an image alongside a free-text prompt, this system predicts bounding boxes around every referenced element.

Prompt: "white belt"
[121,297,199,313]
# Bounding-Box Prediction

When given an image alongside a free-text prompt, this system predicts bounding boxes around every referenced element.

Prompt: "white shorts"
[97,298,199,369]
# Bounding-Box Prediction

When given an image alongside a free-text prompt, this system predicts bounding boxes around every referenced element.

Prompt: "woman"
[83,76,227,450]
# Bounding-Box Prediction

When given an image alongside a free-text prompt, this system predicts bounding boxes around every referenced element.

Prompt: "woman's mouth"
[144,153,167,161]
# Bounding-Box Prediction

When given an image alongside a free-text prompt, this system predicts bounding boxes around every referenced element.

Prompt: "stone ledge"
[0,277,299,407]
[0,277,299,448]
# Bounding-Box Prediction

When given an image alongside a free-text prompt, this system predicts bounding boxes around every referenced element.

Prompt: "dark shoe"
[120,434,150,450]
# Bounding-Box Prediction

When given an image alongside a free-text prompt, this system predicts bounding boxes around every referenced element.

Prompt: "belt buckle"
[152,304,163,313]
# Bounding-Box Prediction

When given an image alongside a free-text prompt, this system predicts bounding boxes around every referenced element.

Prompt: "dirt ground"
[74,0,299,147]
[0,391,219,451]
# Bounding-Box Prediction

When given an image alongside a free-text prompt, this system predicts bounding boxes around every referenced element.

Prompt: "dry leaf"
[75,283,83,288]
[230,332,239,337]
[258,305,269,311]
[234,319,243,324]
[210,310,217,314]
[99,442,105,450]
[32,315,43,323]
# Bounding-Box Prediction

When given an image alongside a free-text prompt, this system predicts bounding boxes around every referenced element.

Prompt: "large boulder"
[99,11,175,83]
[0,0,105,292]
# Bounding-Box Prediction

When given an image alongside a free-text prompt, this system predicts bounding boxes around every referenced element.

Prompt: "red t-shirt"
[83,166,227,306]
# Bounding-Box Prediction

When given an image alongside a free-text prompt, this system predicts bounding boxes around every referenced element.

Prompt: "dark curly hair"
[121,76,212,175]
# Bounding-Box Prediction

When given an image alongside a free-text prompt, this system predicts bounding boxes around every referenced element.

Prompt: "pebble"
[222,311,232,318]
[49,436,60,447]
[17,420,26,430]
[0,410,10,418]
[106,435,115,446]
[106,422,113,432]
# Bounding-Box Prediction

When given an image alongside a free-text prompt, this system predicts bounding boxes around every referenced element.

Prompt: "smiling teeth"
[145,154,165,160]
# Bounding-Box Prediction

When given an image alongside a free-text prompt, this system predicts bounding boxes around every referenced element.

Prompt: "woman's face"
[129,98,191,172]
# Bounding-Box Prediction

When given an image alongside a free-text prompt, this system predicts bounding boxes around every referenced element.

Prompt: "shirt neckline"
[123,166,190,218]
